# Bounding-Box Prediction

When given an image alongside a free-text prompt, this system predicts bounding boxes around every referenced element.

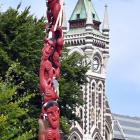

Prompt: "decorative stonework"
[38,0,64,140]
[65,0,112,140]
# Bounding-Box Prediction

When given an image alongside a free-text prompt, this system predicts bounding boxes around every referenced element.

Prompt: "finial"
[86,0,93,26]
[102,2,109,35]
[105,4,107,8]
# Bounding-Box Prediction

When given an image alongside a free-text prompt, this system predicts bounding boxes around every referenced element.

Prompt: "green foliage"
[0,5,44,139]
[0,6,45,93]
[0,81,35,140]
[0,4,88,138]
[59,51,88,133]
[60,116,70,135]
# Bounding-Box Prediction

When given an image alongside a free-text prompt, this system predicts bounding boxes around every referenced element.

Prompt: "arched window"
[95,137,99,140]
[98,122,101,131]
[99,93,102,108]
[79,108,83,119]
[92,83,95,107]
[91,107,95,125]
[97,109,101,121]
[105,126,110,140]
[70,132,81,140]
[98,85,102,108]
[94,132,102,140]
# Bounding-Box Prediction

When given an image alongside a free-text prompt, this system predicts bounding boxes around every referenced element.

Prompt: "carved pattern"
[38,0,63,139]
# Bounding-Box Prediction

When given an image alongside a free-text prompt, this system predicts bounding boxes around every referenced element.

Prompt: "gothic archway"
[68,47,84,56]
[105,120,112,140]
[93,131,103,140]
[69,132,82,140]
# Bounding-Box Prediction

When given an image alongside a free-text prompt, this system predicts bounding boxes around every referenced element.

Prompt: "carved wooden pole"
[38,0,63,139]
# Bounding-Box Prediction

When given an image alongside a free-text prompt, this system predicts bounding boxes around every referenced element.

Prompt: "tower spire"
[62,2,67,34]
[69,0,101,30]
[85,0,94,31]
[102,4,109,36]
[85,0,93,25]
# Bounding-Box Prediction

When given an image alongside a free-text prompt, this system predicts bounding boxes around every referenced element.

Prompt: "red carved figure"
[46,104,59,129]
[53,27,63,67]
[40,39,58,102]
[46,128,60,140]
[49,26,63,79]
[38,0,63,139]
[38,101,60,140]
[47,0,61,26]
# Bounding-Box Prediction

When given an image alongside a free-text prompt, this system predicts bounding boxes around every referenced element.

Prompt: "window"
[98,85,102,108]
[99,93,102,108]
[77,14,80,19]
[79,108,83,119]
[92,83,95,106]
[70,133,81,140]
[98,122,101,130]
[105,126,110,140]
[93,13,95,18]
[91,108,95,125]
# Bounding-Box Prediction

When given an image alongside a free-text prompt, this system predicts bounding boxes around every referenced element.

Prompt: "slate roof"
[113,114,140,140]
[69,0,100,22]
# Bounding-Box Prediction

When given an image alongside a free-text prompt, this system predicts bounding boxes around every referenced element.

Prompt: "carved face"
[42,44,53,60]
[42,38,54,60]
[47,105,59,129]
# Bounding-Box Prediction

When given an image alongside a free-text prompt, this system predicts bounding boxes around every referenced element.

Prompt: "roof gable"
[69,0,100,22]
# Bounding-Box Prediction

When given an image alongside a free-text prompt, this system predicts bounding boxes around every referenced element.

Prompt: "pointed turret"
[69,0,101,30]
[62,2,67,34]
[102,4,109,36]
[85,0,93,30]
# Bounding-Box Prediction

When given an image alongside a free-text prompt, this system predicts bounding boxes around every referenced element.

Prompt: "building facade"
[64,0,113,140]
[113,114,140,140]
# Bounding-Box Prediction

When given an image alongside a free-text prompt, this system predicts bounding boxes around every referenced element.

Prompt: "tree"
[0,5,88,138]
[0,81,35,140]
[59,51,88,134]
[0,5,45,139]
[0,5,45,93]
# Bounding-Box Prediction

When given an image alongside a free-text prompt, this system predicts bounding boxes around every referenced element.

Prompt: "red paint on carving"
[38,0,63,139]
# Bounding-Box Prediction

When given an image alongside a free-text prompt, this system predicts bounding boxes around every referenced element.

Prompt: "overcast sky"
[1,0,140,117]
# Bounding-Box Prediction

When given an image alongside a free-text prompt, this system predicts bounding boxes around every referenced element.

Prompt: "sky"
[1,0,140,117]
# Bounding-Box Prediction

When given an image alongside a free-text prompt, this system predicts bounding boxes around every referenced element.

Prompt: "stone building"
[62,0,140,140]
[64,0,113,139]
[113,114,140,140]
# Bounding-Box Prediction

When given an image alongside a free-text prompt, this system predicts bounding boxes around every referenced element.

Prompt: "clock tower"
[64,0,112,139]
